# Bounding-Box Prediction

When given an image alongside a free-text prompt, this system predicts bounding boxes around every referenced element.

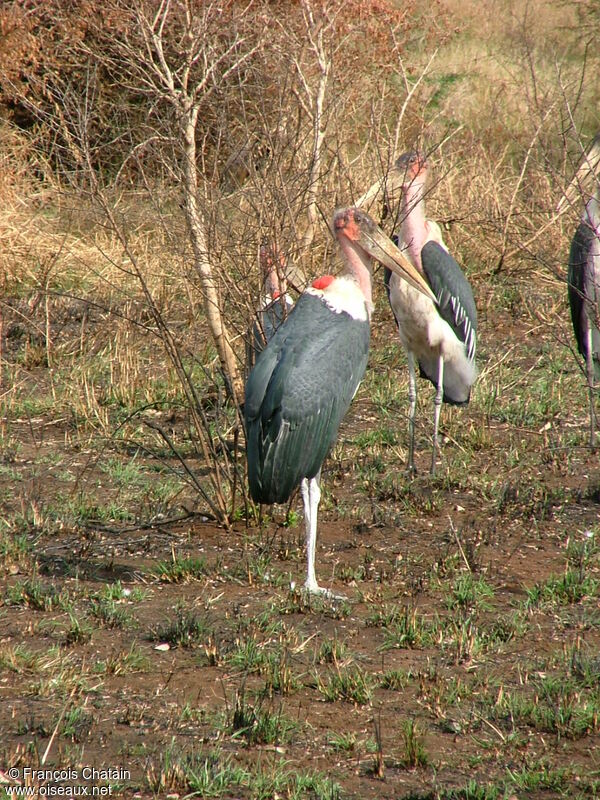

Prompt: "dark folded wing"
[421,240,477,361]
[245,293,370,504]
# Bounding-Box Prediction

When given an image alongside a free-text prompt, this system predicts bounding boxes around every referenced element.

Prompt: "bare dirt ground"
[1,275,600,800]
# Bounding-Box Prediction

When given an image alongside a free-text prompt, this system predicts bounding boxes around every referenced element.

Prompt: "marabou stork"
[384,151,478,475]
[248,241,294,369]
[558,133,600,447]
[244,208,435,595]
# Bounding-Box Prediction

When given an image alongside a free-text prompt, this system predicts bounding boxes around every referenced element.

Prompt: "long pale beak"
[356,213,437,302]
[355,177,385,209]
[355,160,409,209]
[557,134,600,213]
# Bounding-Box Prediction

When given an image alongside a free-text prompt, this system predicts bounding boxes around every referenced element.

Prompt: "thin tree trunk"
[299,57,328,253]
[181,111,244,405]
[298,2,331,255]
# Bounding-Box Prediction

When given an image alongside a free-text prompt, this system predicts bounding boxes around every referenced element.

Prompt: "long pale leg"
[431,354,444,475]
[586,320,596,449]
[301,472,324,594]
[407,351,417,474]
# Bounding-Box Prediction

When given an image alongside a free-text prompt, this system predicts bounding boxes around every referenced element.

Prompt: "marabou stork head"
[393,151,429,189]
[333,207,436,301]
[260,238,287,298]
[558,133,600,213]
[354,151,429,210]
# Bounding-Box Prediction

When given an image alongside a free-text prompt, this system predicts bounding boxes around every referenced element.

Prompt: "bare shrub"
[2,0,597,524]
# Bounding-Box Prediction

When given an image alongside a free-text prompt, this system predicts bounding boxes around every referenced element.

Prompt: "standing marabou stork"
[384,151,478,475]
[558,133,600,448]
[244,207,435,595]
[247,241,294,370]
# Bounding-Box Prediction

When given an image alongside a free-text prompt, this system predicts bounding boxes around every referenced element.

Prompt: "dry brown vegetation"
[1,1,600,798]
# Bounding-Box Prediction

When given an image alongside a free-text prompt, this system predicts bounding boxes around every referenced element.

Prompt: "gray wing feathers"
[245,293,370,504]
[421,240,477,361]
[449,294,477,361]
[568,221,600,379]
[568,221,590,359]
[247,296,293,373]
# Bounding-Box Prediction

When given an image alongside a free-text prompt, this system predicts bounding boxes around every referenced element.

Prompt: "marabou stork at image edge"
[557,133,600,448]
[247,241,294,370]
[384,151,478,475]
[244,208,435,595]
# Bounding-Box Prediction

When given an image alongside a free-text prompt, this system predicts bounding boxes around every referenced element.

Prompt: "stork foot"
[303,579,346,601]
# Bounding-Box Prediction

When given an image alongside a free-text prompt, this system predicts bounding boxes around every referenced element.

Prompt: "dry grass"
[0,6,600,793]
[0,0,596,514]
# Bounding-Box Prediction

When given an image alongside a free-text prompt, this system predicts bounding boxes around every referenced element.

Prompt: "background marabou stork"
[558,133,600,448]
[385,151,478,475]
[244,208,435,595]
[247,241,294,370]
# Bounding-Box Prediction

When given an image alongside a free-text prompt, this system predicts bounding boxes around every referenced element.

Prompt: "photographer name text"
[5,767,131,797]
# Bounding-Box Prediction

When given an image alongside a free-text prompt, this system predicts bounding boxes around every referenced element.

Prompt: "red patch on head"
[396,151,428,185]
[311,275,335,290]
[344,218,360,241]
[410,158,427,180]
[271,289,281,299]
[333,208,361,242]
[406,153,428,182]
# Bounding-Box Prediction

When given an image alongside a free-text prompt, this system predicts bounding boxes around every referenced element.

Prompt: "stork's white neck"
[261,291,293,309]
[306,275,370,321]
[265,270,286,298]
[336,235,373,312]
[400,179,428,272]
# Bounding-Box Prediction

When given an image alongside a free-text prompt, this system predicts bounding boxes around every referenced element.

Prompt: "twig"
[42,686,78,765]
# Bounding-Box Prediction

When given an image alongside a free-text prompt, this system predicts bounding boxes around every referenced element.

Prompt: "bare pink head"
[333,206,370,244]
[394,151,429,189]
[332,207,436,303]
[260,240,287,298]
[333,208,373,305]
